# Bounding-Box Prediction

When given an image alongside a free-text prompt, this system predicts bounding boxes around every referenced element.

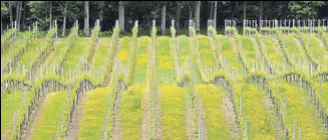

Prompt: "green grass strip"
[159,84,187,139]
[269,80,326,139]
[197,84,231,139]
[31,91,68,140]
[157,37,175,84]
[234,83,276,139]
[132,36,149,85]
[119,85,144,139]
[78,87,110,140]
[61,37,90,71]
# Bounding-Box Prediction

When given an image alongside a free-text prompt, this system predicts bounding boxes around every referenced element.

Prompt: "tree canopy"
[1,1,327,36]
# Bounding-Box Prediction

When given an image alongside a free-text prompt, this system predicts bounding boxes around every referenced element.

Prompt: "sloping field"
[1,24,327,140]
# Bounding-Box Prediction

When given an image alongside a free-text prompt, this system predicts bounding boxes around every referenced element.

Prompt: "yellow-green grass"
[197,35,217,67]
[268,80,326,139]
[157,37,175,84]
[92,37,111,69]
[177,35,190,67]
[185,34,206,84]
[234,83,276,140]
[116,36,131,66]
[239,36,266,73]
[189,35,208,82]
[1,89,28,136]
[1,31,23,45]
[196,84,231,139]
[78,87,111,140]
[2,32,32,67]
[31,91,69,140]
[10,39,41,76]
[159,84,187,139]
[279,35,310,74]
[304,35,328,67]
[1,30,19,50]
[46,38,67,65]
[216,35,246,78]
[91,37,111,84]
[325,34,328,47]
[132,36,149,84]
[176,35,202,84]
[119,85,144,139]
[38,38,66,75]
[261,36,291,73]
[1,81,58,139]
[61,37,90,72]
[313,83,328,114]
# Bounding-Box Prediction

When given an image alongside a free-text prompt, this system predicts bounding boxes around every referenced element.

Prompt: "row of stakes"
[223,19,328,28]
[223,19,328,35]
[3,19,327,39]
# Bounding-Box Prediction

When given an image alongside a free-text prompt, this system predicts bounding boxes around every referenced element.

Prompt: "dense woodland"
[1,1,327,36]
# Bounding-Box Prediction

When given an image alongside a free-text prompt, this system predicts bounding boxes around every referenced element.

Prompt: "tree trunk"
[62,1,67,37]
[1,15,2,35]
[231,1,238,19]
[99,2,104,26]
[49,2,52,29]
[22,1,26,30]
[16,1,22,31]
[189,8,192,20]
[258,1,263,30]
[244,1,247,20]
[9,1,13,27]
[209,2,213,20]
[1,1,3,34]
[213,1,217,29]
[176,2,180,30]
[119,1,125,32]
[15,1,19,29]
[84,1,90,36]
[161,4,166,35]
[195,1,201,33]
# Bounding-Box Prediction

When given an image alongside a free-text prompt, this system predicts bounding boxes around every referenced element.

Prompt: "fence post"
[13,112,17,136]
[239,94,242,116]
[24,88,27,109]
[293,119,296,140]
[197,94,201,140]
[298,128,301,140]
[245,117,248,140]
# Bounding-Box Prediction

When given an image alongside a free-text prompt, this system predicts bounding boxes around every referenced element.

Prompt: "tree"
[61,1,68,37]
[15,1,22,30]
[98,1,105,26]
[195,1,201,33]
[27,1,49,30]
[213,1,217,29]
[8,1,13,26]
[21,1,26,29]
[161,2,167,35]
[231,1,238,19]
[1,1,7,34]
[1,1,326,34]
[49,1,52,29]
[209,2,213,20]
[1,2,2,34]
[84,1,89,36]
[289,1,325,19]
[258,1,262,30]
[188,2,193,20]
[119,1,125,32]
[243,1,246,20]
[176,2,181,30]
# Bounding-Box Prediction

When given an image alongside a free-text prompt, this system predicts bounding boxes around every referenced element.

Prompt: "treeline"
[1,1,327,36]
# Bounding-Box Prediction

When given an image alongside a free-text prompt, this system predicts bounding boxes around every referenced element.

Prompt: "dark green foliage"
[1,1,327,35]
